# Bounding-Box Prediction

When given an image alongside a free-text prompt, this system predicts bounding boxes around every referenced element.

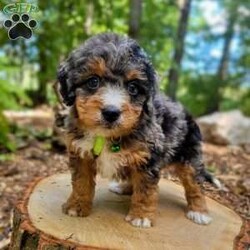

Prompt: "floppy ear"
[144,61,158,97]
[130,43,158,96]
[57,63,75,106]
[143,62,158,118]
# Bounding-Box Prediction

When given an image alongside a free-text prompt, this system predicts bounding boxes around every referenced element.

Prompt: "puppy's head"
[57,33,157,137]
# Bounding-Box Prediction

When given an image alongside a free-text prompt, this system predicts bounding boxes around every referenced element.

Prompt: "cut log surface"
[10,173,245,250]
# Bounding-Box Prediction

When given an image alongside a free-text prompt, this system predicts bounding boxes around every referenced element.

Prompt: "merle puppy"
[57,33,218,228]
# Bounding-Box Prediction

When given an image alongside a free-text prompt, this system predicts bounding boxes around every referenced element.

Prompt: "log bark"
[10,173,247,250]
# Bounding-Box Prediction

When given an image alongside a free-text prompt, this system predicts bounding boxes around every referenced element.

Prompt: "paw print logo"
[3,13,37,40]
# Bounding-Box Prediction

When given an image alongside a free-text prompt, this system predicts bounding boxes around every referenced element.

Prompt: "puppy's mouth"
[102,121,120,129]
[95,118,122,138]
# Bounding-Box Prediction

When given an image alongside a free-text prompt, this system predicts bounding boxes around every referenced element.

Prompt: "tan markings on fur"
[74,69,143,137]
[62,152,96,217]
[75,89,141,137]
[86,101,142,138]
[125,69,147,81]
[127,170,159,224]
[87,57,107,77]
[174,163,208,213]
[116,139,150,170]
[118,148,149,168]
[116,166,132,181]
[69,134,94,158]
[65,132,149,180]
[95,141,149,179]
[76,95,102,130]
[64,133,84,156]
[118,102,142,136]
[64,132,118,179]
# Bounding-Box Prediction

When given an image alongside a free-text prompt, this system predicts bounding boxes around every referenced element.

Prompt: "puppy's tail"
[199,169,222,189]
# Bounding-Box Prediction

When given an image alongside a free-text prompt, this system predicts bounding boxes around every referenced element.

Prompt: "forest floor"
[0,108,249,249]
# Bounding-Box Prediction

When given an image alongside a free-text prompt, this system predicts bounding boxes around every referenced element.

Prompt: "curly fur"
[57,33,218,228]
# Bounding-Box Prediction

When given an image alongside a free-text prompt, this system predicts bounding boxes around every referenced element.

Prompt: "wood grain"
[21,173,242,250]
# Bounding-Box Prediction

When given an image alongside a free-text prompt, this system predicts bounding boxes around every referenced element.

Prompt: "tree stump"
[10,173,246,250]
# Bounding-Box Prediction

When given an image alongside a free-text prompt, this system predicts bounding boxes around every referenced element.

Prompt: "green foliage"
[0,55,31,151]
[240,90,250,116]
[0,111,15,152]
[140,0,178,85]
[179,72,250,117]
[178,74,219,116]
[0,79,32,110]
[0,153,14,162]
[0,0,249,137]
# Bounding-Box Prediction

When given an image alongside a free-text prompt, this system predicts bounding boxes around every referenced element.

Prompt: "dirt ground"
[0,109,249,249]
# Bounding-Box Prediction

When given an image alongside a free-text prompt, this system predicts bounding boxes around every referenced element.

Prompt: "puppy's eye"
[86,76,100,90]
[127,82,139,96]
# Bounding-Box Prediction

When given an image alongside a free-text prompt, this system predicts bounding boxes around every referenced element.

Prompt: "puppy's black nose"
[102,106,121,123]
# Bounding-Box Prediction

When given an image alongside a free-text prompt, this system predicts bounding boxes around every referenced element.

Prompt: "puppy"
[57,33,218,228]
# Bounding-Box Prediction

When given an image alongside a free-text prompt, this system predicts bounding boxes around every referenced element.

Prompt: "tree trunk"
[10,173,245,249]
[84,1,94,36]
[32,1,50,105]
[207,5,238,113]
[166,0,192,100]
[128,0,142,40]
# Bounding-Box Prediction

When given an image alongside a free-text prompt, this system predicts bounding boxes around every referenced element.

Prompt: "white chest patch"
[71,133,121,179]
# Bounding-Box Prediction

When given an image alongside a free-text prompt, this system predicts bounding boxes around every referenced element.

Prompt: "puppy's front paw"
[62,201,91,217]
[186,210,212,225]
[125,215,152,228]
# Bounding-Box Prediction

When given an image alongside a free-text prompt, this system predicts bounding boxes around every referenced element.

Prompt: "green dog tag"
[110,144,120,153]
[93,136,105,156]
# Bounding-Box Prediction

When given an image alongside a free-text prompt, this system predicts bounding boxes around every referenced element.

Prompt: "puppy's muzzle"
[101,105,121,123]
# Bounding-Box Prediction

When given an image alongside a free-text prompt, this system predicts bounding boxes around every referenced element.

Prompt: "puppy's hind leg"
[174,163,212,225]
[109,180,133,195]
[109,167,133,195]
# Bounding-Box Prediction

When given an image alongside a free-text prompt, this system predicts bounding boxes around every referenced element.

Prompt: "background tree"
[178,0,250,116]
[128,0,142,39]
[166,0,192,100]
[208,1,238,113]
[0,0,249,151]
